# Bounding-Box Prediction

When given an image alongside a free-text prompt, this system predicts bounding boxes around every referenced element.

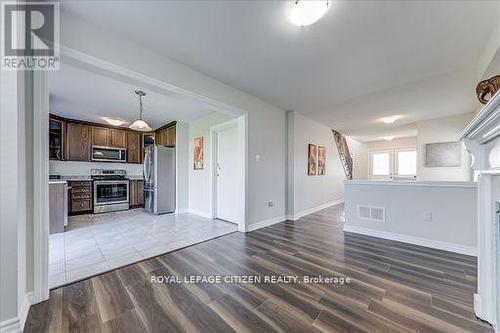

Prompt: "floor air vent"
[357,205,385,222]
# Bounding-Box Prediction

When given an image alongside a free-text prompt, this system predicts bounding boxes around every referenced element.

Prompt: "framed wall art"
[308,144,317,175]
[317,146,326,175]
[193,137,204,170]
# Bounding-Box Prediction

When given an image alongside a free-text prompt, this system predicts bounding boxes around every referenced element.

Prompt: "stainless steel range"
[91,169,129,213]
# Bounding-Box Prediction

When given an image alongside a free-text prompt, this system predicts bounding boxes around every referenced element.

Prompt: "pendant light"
[129,90,152,132]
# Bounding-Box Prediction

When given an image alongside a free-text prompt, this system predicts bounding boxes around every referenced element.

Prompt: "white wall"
[417,113,475,181]
[348,137,369,180]
[176,121,189,213]
[290,112,345,218]
[359,113,475,182]
[287,112,367,219]
[188,112,235,217]
[366,137,417,150]
[60,10,287,228]
[1,59,21,327]
[49,160,143,176]
[344,181,478,255]
[1,63,32,331]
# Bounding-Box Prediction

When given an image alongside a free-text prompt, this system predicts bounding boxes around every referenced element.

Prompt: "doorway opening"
[34,47,247,297]
[210,118,246,231]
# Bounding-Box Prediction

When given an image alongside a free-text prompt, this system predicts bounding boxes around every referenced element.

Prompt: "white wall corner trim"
[289,199,344,221]
[245,215,286,233]
[343,225,478,256]
[0,292,33,333]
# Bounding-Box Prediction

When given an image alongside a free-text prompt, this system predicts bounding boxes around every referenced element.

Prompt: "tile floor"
[49,209,237,288]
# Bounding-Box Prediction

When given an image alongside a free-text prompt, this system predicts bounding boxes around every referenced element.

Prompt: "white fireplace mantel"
[461,91,500,331]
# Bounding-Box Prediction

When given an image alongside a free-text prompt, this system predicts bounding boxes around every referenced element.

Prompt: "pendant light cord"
[138,94,143,120]
[135,90,146,121]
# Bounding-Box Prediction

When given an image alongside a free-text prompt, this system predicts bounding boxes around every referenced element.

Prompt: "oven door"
[93,180,129,206]
[92,146,127,163]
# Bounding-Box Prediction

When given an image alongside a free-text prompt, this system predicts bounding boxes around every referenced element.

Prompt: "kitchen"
[47,64,238,288]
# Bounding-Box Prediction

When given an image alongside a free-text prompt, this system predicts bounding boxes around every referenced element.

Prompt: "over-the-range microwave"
[92,146,127,163]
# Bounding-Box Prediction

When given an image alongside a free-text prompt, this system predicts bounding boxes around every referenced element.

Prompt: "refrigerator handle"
[143,152,150,181]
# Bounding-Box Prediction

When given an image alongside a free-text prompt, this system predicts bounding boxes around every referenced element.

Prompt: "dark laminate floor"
[24,205,494,332]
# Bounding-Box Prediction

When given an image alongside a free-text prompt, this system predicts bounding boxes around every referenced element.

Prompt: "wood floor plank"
[24,204,494,333]
[208,293,279,333]
[61,279,102,332]
[256,300,322,332]
[91,271,135,323]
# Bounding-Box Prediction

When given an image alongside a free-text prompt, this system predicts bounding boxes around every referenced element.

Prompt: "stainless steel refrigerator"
[143,145,176,214]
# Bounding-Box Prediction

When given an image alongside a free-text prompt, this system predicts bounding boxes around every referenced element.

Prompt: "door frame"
[210,117,246,232]
[32,45,248,302]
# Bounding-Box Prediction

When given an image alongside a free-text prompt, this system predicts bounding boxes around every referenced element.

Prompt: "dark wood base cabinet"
[49,183,67,234]
[68,180,93,215]
[129,180,144,207]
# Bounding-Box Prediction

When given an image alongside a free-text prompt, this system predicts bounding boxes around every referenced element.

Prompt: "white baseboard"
[343,224,478,256]
[0,317,20,333]
[0,292,33,333]
[175,208,189,215]
[245,215,286,232]
[187,209,212,219]
[289,199,344,221]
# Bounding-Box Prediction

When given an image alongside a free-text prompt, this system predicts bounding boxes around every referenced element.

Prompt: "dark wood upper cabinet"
[91,126,127,149]
[127,131,141,164]
[66,123,91,161]
[155,124,176,147]
[110,129,127,148]
[168,126,176,146]
[49,117,65,160]
[92,126,109,147]
[51,115,176,164]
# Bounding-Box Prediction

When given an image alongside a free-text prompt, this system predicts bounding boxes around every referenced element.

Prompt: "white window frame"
[369,149,394,180]
[395,147,417,179]
[369,146,417,180]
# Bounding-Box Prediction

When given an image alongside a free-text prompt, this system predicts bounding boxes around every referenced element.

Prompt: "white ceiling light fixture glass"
[382,136,395,141]
[288,0,331,27]
[102,117,126,127]
[129,90,152,132]
[379,115,402,124]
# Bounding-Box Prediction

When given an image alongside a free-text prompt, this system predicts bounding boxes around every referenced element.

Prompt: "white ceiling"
[49,63,215,129]
[61,0,497,141]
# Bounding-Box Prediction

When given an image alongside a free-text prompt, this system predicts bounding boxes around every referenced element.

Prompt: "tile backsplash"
[49,161,143,177]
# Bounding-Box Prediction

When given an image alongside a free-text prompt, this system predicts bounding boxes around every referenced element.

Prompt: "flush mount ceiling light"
[288,0,330,27]
[129,90,152,132]
[379,115,402,124]
[102,117,126,127]
[382,136,395,141]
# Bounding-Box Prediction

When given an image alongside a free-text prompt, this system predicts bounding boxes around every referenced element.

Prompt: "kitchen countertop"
[60,176,93,181]
[49,180,67,185]
[127,176,144,180]
[49,175,144,182]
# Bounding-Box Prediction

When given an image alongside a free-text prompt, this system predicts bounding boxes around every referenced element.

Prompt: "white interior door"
[216,125,240,223]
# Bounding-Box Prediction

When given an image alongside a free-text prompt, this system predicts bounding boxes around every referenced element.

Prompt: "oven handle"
[93,180,129,185]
